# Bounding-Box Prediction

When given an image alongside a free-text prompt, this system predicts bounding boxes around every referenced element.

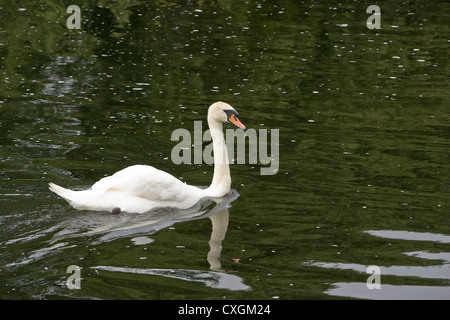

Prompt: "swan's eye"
[224,109,238,121]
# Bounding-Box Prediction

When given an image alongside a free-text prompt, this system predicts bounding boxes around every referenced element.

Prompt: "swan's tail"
[49,182,110,211]
[48,183,78,204]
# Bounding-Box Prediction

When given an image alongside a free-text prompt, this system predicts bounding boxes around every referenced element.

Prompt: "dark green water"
[0,0,449,300]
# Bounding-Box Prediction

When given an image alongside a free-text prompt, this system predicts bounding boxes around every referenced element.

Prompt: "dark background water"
[0,0,449,299]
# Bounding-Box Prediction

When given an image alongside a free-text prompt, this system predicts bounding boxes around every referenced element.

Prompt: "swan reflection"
[50,189,239,245]
[49,189,250,291]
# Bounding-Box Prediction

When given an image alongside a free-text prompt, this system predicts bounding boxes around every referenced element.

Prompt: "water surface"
[0,0,449,299]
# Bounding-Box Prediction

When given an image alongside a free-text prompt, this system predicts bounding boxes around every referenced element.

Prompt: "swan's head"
[208,101,246,130]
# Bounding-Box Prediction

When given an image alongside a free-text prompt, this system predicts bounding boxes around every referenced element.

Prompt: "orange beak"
[228,114,246,130]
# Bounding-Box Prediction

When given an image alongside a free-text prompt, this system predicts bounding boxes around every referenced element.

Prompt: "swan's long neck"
[206,118,231,197]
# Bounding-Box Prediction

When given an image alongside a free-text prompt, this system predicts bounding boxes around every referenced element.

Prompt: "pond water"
[0,1,449,300]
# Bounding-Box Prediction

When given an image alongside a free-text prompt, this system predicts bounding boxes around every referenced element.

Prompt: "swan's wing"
[91,165,193,202]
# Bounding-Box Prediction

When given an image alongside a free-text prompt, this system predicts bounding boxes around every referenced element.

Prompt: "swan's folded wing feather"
[90,165,188,202]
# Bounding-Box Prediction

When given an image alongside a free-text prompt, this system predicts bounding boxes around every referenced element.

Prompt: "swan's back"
[92,164,206,202]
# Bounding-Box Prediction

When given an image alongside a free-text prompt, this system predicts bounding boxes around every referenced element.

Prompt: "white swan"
[49,102,245,214]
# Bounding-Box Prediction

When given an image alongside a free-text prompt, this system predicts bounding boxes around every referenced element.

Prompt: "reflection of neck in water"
[207,208,229,271]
